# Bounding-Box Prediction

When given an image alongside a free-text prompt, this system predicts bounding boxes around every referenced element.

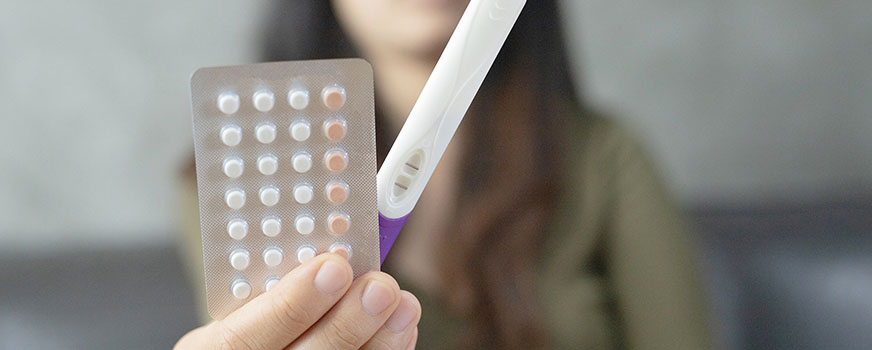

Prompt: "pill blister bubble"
[265,278,280,292]
[227,219,248,240]
[294,215,315,235]
[261,217,281,237]
[328,212,350,235]
[293,184,314,204]
[325,181,349,205]
[329,243,352,260]
[292,152,313,173]
[288,89,310,110]
[255,123,277,144]
[222,157,244,178]
[229,250,250,271]
[259,186,280,207]
[290,120,311,141]
[323,119,347,141]
[297,245,317,263]
[231,280,251,299]
[225,189,246,209]
[253,89,275,112]
[263,247,283,267]
[257,154,279,175]
[324,150,348,173]
[321,86,346,110]
[218,92,240,114]
[220,125,242,147]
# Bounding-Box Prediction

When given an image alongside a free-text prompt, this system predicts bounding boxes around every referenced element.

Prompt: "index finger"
[213,253,354,350]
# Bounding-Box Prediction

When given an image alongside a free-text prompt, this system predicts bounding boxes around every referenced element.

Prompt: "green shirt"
[179,115,713,349]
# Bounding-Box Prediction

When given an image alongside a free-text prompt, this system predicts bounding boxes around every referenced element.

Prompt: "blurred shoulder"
[559,110,679,224]
[565,112,655,177]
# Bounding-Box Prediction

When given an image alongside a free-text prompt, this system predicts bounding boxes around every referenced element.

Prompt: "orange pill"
[328,213,350,235]
[324,119,347,141]
[321,86,346,110]
[325,150,347,173]
[326,182,349,205]
[329,243,352,260]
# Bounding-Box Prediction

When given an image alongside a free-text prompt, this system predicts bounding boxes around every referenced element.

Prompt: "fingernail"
[361,280,395,316]
[314,261,348,294]
[385,293,418,333]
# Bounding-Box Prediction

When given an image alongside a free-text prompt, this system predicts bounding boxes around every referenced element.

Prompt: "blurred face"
[331,0,469,60]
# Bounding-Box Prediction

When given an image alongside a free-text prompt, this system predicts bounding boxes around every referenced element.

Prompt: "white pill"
[218,92,240,114]
[227,219,248,240]
[265,278,280,292]
[222,157,244,178]
[220,125,242,146]
[259,186,280,207]
[292,153,312,173]
[257,154,278,175]
[290,121,311,141]
[225,189,246,209]
[252,89,275,112]
[255,123,277,144]
[293,184,314,204]
[263,247,283,267]
[295,215,315,235]
[288,89,310,110]
[229,250,250,271]
[297,245,316,263]
[231,280,251,299]
[261,217,281,237]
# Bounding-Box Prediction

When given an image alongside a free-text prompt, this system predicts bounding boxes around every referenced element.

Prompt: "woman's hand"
[175,253,421,350]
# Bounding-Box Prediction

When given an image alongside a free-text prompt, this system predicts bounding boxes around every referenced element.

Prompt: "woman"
[176,0,713,349]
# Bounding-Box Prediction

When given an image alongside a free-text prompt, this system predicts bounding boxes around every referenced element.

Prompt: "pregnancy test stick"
[377,0,527,264]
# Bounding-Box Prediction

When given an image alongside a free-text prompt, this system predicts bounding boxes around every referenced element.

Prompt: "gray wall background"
[0,0,264,250]
[562,0,872,203]
[1,0,870,251]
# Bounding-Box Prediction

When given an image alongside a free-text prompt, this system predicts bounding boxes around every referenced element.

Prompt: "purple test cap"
[378,213,409,265]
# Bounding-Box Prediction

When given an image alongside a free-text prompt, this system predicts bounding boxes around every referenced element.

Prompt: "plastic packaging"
[190,59,379,319]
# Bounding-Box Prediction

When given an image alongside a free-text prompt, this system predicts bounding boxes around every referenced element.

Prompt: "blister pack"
[189,59,380,319]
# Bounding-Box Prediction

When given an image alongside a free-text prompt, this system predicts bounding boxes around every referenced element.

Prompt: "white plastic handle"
[377,0,527,219]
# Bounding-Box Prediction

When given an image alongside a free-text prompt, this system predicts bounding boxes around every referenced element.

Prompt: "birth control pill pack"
[190,59,380,319]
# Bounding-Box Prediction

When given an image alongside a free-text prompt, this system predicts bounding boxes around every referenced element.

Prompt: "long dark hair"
[262,1,584,348]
